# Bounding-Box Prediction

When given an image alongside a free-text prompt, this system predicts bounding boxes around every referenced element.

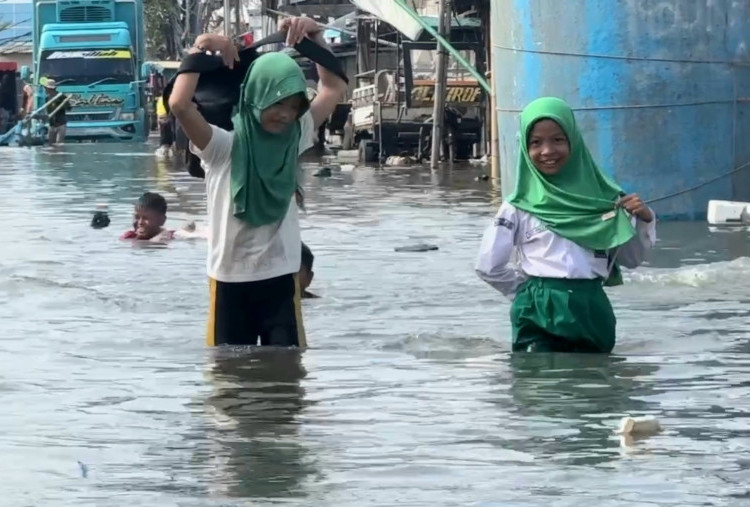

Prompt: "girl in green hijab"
[231,51,310,226]
[475,97,657,353]
[168,20,347,348]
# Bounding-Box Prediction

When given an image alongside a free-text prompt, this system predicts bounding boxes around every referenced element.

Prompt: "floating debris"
[615,416,662,448]
[91,203,110,229]
[395,244,439,252]
[77,461,89,478]
[336,150,359,162]
[617,416,661,436]
[385,155,417,166]
[314,167,333,177]
[616,416,661,436]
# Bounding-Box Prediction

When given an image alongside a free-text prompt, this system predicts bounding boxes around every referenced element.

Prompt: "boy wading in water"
[169,18,346,347]
[476,97,656,353]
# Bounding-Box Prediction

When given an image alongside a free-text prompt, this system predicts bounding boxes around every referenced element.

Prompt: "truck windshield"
[40,49,134,86]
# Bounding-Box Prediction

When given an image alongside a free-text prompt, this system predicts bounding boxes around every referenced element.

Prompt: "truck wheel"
[359,140,378,163]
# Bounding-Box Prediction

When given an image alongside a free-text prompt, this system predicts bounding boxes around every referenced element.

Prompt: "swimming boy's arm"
[173,222,208,240]
[168,34,239,151]
[280,17,347,129]
[475,203,528,300]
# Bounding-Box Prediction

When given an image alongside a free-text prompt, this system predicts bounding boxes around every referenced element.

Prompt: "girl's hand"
[617,194,654,223]
[278,16,321,46]
[192,34,239,69]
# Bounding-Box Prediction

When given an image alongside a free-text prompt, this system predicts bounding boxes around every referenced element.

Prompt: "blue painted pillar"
[492,0,750,220]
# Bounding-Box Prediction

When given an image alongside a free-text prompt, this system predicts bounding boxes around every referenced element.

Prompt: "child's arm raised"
[279,17,347,129]
[475,203,527,300]
[169,34,239,151]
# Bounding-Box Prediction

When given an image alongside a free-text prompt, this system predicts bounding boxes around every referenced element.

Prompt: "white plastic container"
[707,199,750,225]
[616,416,661,436]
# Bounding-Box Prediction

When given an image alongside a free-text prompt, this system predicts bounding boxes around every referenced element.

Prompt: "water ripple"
[0,145,747,505]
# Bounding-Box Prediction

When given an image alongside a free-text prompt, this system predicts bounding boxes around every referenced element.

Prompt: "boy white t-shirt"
[190,111,315,283]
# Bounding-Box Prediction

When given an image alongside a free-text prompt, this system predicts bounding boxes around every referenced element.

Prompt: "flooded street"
[1,143,749,506]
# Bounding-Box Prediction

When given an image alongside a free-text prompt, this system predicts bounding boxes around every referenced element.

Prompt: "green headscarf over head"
[508,97,635,252]
[231,52,310,226]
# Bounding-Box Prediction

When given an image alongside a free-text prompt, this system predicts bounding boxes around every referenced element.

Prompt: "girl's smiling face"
[527,119,570,176]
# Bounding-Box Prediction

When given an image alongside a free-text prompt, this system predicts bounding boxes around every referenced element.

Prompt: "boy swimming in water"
[120,192,174,241]
[168,18,346,347]
[121,192,203,242]
[475,97,656,353]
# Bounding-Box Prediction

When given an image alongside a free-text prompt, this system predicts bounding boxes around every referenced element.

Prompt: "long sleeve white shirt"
[475,202,657,300]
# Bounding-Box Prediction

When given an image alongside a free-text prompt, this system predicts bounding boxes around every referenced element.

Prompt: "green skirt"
[510,277,616,353]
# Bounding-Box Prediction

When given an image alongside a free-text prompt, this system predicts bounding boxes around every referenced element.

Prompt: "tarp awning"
[350,0,424,40]
[349,0,481,41]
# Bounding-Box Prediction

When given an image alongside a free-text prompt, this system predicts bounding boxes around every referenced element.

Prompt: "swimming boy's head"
[133,192,167,240]
[299,242,315,291]
[522,97,577,177]
[239,52,309,135]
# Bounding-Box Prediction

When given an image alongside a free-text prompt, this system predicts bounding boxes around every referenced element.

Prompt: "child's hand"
[617,194,654,223]
[192,33,239,69]
[278,16,321,46]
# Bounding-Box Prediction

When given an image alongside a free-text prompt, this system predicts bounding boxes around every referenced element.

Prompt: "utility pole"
[184,0,191,44]
[430,0,450,169]
[489,58,499,180]
[235,0,242,38]
[224,0,231,36]
[356,15,371,75]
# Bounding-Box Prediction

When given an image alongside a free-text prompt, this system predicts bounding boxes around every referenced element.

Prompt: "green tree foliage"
[144,0,181,59]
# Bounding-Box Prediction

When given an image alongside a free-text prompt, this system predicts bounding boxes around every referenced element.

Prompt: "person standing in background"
[43,79,71,145]
[20,73,34,118]
[155,96,174,157]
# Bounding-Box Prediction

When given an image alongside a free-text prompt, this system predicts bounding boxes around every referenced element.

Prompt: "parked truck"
[22,0,147,142]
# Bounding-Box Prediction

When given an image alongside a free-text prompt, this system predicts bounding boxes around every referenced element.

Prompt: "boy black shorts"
[207,274,306,347]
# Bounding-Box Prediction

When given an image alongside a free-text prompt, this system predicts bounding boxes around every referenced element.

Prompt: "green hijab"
[231,52,309,226]
[508,97,635,251]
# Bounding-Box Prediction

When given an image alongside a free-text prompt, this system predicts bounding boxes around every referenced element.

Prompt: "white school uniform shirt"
[190,111,316,283]
[475,201,657,300]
